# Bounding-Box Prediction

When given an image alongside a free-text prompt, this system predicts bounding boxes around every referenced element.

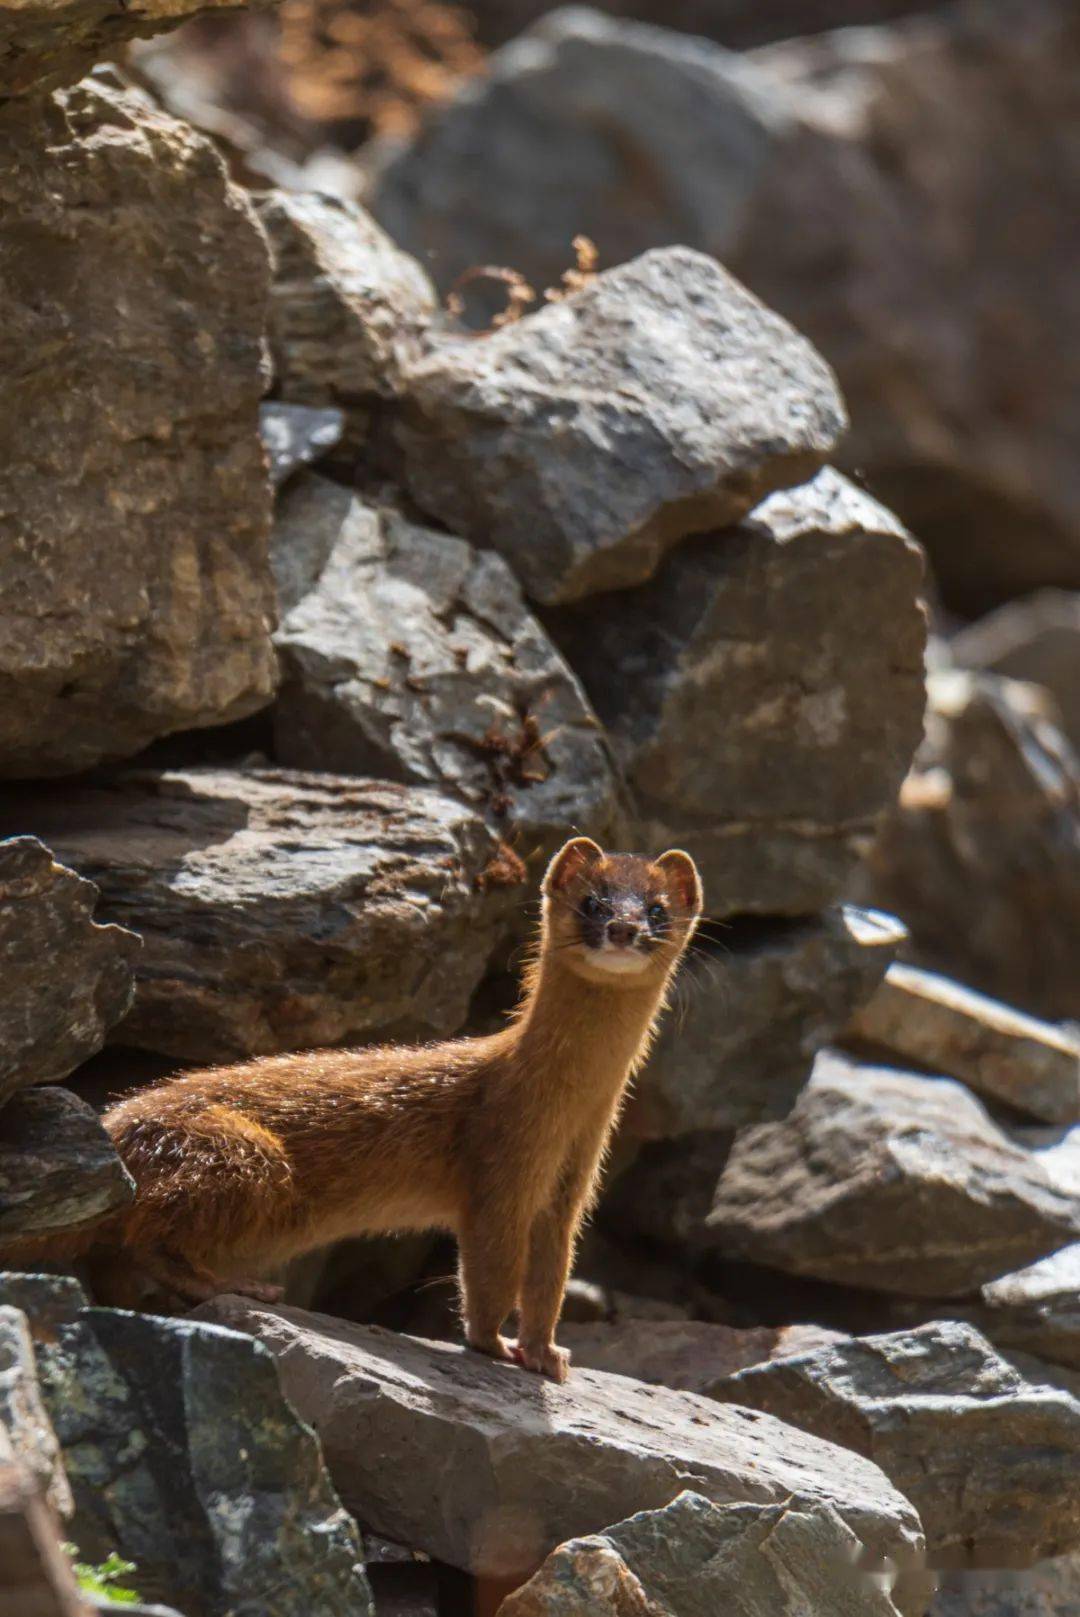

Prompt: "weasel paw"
[511,1341,571,1383]
[232,1279,285,1304]
[467,1332,517,1364]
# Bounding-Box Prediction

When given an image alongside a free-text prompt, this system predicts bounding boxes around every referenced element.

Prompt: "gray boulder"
[846,963,1080,1126]
[951,590,1080,758]
[0,1089,133,1240]
[7,1275,373,1617]
[0,767,513,1062]
[980,1246,1080,1372]
[395,247,846,604]
[0,78,277,777]
[500,1490,907,1616]
[629,906,904,1138]
[0,837,137,1109]
[560,1319,845,1395]
[864,670,1080,1022]
[0,1305,70,1517]
[259,401,344,486]
[711,1321,1080,1567]
[706,1051,1080,1295]
[200,1297,925,1582]
[548,468,926,913]
[930,1557,1080,1616]
[271,476,622,856]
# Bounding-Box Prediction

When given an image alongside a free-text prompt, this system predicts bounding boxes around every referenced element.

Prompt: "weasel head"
[540,838,703,989]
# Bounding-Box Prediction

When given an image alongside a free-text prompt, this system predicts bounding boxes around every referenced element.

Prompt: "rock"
[980,1246,1080,1372]
[0,1306,70,1517]
[272,476,621,855]
[7,1275,373,1617]
[374,2,1080,614]
[0,1089,133,1240]
[0,767,514,1063]
[846,963,1080,1126]
[711,1321,1080,1567]
[547,469,926,913]
[951,591,1080,758]
[260,401,344,486]
[560,1320,845,1394]
[0,1457,84,1617]
[0,78,277,778]
[499,1489,908,1616]
[256,190,436,456]
[864,671,1080,1022]
[930,1557,1080,1616]
[628,906,905,1138]
[0,0,281,97]
[706,1050,1080,1296]
[0,837,138,1109]
[395,248,846,605]
[461,0,928,51]
[200,1297,925,1582]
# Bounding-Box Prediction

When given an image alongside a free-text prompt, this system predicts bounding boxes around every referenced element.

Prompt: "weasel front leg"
[457,1207,529,1365]
[515,1139,602,1383]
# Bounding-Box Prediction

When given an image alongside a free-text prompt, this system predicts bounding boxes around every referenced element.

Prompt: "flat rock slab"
[0,80,277,776]
[980,1245,1080,1371]
[846,962,1080,1125]
[6,1275,372,1617]
[706,1050,1080,1295]
[629,905,904,1137]
[396,247,845,605]
[0,1089,133,1240]
[711,1321,1080,1567]
[272,475,621,855]
[0,767,513,1062]
[500,1489,907,1616]
[547,468,926,913]
[199,1298,924,1582]
[560,1320,845,1395]
[0,836,137,1108]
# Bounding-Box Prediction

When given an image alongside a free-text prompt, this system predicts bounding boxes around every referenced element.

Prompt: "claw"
[510,1340,571,1383]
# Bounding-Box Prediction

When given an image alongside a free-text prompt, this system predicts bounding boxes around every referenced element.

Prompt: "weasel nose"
[607,919,640,948]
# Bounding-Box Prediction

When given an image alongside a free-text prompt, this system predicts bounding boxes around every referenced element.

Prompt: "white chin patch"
[588,946,650,976]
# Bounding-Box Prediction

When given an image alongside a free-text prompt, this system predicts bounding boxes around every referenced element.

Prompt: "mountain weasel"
[5,837,702,1381]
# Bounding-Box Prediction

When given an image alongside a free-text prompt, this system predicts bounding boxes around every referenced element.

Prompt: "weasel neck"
[513,950,670,1096]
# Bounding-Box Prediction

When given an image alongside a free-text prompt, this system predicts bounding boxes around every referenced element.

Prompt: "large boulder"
[255,191,436,458]
[711,1322,1080,1567]
[395,247,846,605]
[846,963,1080,1126]
[560,1319,844,1395]
[0,837,137,1109]
[4,1275,373,1617]
[980,1246,1080,1373]
[200,1298,925,1583]
[0,1089,133,1240]
[499,1490,908,1617]
[0,768,514,1062]
[951,590,1080,758]
[628,906,903,1138]
[271,476,622,856]
[705,1051,1080,1296]
[548,468,926,913]
[0,78,277,778]
[373,1,1080,613]
[864,671,1080,1022]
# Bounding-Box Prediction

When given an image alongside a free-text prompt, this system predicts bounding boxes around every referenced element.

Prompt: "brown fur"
[4,839,701,1380]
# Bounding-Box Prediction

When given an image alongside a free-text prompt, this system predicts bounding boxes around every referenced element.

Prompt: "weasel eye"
[648,902,668,929]
[580,894,604,919]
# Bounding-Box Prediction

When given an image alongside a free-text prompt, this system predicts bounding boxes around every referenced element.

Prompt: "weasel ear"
[656,849,703,913]
[544,837,604,896]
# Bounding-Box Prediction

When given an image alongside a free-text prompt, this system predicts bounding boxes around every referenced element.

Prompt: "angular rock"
[706,1051,1080,1296]
[711,1321,1080,1567]
[8,1276,373,1617]
[200,1298,925,1581]
[395,248,846,605]
[930,1557,1080,1616]
[548,468,926,912]
[0,78,276,778]
[0,767,514,1062]
[272,476,621,855]
[260,401,344,486]
[0,1089,133,1240]
[628,906,904,1138]
[374,2,1080,613]
[951,590,1080,757]
[980,1246,1080,1372]
[0,837,137,1108]
[846,963,1080,1126]
[500,1489,907,1616]
[0,1306,70,1517]
[560,1320,844,1394]
[864,671,1080,1021]
[0,1457,84,1617]
[256,190,436,455]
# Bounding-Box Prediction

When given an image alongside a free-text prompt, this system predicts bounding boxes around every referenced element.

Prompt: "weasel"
[5,838,701,1381]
